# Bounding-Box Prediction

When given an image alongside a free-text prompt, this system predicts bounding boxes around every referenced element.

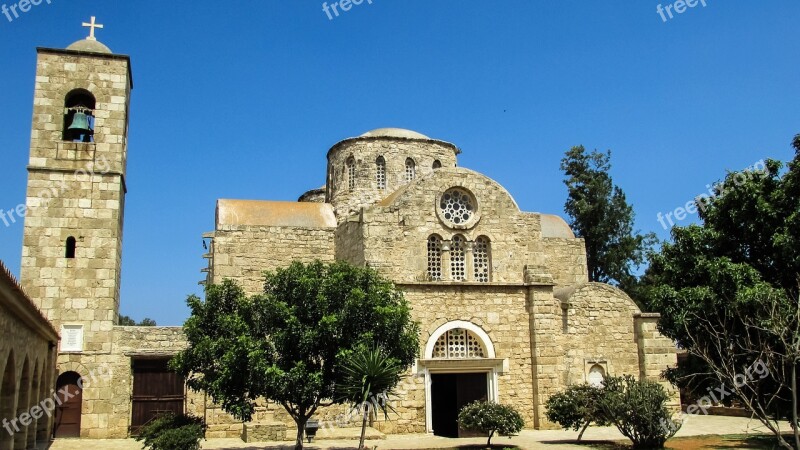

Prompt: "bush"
[545,383,609,441]
[457,401,525,446]
[135,412,205,450]
[600,375,680,449]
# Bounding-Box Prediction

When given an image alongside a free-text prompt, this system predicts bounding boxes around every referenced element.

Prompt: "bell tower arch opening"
[63,89,96,143]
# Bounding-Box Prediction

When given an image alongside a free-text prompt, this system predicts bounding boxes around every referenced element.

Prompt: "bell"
[68,112,91,132]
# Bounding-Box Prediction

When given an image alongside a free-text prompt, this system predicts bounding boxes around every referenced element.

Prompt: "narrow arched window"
[450,235,466,281]
[346,157,355,190]
[405,158,416,181]
[63,89,96,143]
[473,236,491,282]
[376,156,386,190]
[432,160,442,170]
[427,235,442,281]
[65,237,77,259]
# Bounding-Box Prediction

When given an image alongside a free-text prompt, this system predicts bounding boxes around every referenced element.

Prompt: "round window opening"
[439,188,477,227]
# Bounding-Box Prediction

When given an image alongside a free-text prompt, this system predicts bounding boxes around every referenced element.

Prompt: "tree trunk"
[793,360,800,450]
[486,429,495,447]
[578,422,590,441]
[294,418,306,450]
[359,403,369,450]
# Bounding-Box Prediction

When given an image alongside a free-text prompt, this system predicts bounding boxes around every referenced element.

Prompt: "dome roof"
[359,128,430,140]
[66,39,112,54]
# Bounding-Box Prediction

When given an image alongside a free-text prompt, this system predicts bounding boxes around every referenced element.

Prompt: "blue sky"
[0,1,797,325]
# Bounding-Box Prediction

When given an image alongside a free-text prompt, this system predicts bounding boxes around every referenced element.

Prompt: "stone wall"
[542,238,589,287]
[327,137,459,219]
[211,225,335,295]
[0,262,59,449]
[354,168,545,284]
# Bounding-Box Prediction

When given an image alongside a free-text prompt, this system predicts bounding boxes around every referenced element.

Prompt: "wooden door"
[130,358,185,434]
[431,373,489,438]
[54,372,82,438]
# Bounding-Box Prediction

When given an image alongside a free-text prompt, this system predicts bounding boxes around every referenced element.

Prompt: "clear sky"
[0,1,797,325]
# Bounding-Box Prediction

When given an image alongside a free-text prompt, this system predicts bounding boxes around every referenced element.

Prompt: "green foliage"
[642,135,800,419]
[560,146,655,293]
[599,376,680,449]
[171,261,420,450]
[544,384,608,440]
[119,315,157,326]
[134,412,204,450]
[336,345,404,449]
[457,401,524,446]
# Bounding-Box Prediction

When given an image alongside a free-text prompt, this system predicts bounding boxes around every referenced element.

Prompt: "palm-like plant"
[336,345,404,449]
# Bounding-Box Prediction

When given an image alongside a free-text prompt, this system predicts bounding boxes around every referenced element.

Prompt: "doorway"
[431,373,488,438]
[54,372,82,438]
[130,358,185,434]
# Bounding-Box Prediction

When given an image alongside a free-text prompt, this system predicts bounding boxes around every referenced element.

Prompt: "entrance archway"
[54,372,83,438]
[26,363,39,449]
[0,352,16,450]
[14,358,30,450]
[424,321,498,437]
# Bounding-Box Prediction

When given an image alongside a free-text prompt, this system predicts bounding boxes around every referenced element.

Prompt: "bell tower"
[20,18,132,356]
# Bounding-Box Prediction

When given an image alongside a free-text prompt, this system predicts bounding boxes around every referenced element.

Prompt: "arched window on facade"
[588,364,606,387]
[432,328,486,359]
[376,156,386,190]
[450,235,466,281]
[427,235,443,281]
[65,237,77,259]
[346,157,355,190]
[405,158,416,181]
[63,89,96,143]
[432,160,442,169]
[473,236,491,282]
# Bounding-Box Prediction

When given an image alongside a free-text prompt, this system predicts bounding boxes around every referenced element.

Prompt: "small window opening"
[65,237,77,259]
[376,156,386,190]
[432,160,442,169]
[63,89,96,143]
[346,157,356,190]
[405,158,416,181]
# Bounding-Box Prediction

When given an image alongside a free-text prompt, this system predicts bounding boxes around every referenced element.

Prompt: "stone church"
[0,24,677,447]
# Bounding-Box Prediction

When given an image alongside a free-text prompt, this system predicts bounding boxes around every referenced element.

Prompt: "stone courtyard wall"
[0,263,59,450]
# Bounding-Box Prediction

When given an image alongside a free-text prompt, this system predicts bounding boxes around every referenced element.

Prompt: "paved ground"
[43,415,790,450]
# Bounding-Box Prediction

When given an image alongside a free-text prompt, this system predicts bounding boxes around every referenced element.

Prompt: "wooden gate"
[54,372,82,438]
[130,358,185,434]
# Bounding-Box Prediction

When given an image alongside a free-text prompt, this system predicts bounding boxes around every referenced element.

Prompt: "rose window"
[439,189,475,226]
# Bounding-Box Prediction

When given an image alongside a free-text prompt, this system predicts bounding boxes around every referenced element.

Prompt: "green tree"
[643,134,800,449]
[336,346,404,450]
[560,146,655,294]
[599,376,680,449]
[171,261,420,450]
[545,384,608,441]
[457,401,524,447]
[118,315,157,326]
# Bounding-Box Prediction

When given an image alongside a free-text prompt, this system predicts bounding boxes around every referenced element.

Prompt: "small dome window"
[405,158,416,181]
[376,156,386,190]
[432,160,442,169]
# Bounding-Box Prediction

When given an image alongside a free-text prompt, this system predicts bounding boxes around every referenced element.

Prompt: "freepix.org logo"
[2,0,52,23]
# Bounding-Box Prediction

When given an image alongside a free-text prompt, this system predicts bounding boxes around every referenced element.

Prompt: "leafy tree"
[457,401,524,447]
[171,261,420,450]
[119,315,157,326]
[599,375,680,449]
[560,146,655,295]
[336,345,403,450]
[134,412,205,450]
[643,134,800,449]
[545,384,608,441]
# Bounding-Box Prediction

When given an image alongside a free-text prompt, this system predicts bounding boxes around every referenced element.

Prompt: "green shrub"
[135,412,205,450]
[600,375,680,449]
[545,383,609,441]
[457,401,525,446]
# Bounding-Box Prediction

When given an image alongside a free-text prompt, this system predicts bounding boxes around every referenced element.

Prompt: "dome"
[66,39,112,54]
[359,128,430,140]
